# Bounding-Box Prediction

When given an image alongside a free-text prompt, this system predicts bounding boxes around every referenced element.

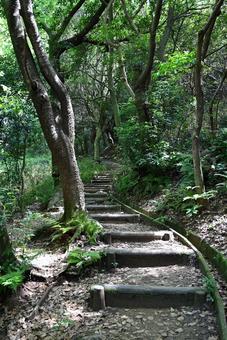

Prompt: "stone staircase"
[84,172,208,312]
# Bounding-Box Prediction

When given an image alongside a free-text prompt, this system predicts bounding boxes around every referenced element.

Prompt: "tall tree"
[192,0,224,194]
[133,0,163,122]
[2,0,85,221]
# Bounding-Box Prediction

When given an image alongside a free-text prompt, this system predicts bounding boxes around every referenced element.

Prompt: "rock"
[177,316,184,321]
[161,332,168,337]
[170,313,177,317]
[72,336,104,340]
[147,316,154,321]
[176,328,183,333]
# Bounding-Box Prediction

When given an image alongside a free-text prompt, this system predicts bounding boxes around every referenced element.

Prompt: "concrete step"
[85,192,108,198]
[90,213,140,223]
[94,174,112,178]
[90,284,207,310]
[85,198,111,204]
[92,179,112,184]
[87,204,121,212]
[102,231,174,243]
[104,247,195,268]
[85,188,109,193]
[101,223,157,232]
[85,184,112,188]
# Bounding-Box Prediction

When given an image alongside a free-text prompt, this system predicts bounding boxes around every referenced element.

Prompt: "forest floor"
[1,204,218,340]
[140,192,227,312]
[1,163,226,340]
[140,194,227,257]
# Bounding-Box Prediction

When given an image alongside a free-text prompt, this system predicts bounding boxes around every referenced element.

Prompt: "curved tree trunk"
[2,0,85,222]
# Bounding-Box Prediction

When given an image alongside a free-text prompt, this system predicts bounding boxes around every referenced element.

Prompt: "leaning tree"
[1,0,86,221]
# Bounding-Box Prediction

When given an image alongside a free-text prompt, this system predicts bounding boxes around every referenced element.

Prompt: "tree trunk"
[192,0,224,194]
[107,4,121,128]
[193,31,205,194]
[2,0,85,222]
[94,125,102,162]
[134,87,150,123]
[133,0,163,122]
[192,130,205,194]
[0,224,16,268]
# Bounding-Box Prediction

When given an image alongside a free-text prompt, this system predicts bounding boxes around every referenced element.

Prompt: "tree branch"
[53,0,86,42]
[205,43,227,59]
[200,0,224,59]
[135,0,163,90]
[57,0,111,56]
[120,0,138,33]
[132,0,147,19]
[20,0,75,142]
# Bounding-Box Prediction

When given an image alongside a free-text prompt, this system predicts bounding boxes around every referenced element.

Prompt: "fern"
[67,249,104,272]
[50,211,103,245]
[0,269,25,292]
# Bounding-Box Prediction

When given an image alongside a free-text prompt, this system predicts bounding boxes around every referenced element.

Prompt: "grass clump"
[67,248,104,273]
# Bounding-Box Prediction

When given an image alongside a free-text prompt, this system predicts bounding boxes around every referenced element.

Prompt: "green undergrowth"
[36,211,103,246]
[67,248,104,273]
[22,156,107,207]
[78,157,107,183]
[22,175,55,208]
[0,262,29,294]
[114,167,170,201]
[22,154,54,208]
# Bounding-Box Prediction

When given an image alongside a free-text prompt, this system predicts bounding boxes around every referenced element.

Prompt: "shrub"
[117,119,176,176]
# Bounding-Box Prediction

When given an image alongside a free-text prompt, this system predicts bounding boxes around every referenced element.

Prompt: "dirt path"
[1,172,222,340]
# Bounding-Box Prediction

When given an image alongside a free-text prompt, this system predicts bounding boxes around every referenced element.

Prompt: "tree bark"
[157,4,175,61]
[192,0,224,194]
[107,51,121,128]
[2,0,85,221]
[133,0,163,122]
[0,224,16,268]
[94,125,102,162]
[107,3,121,128]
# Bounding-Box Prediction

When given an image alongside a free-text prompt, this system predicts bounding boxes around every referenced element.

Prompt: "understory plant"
[156,185,217,217]
[67,248,104,273]
[50,211,103,245]
[0,262,29,293]
[78,157,107,183]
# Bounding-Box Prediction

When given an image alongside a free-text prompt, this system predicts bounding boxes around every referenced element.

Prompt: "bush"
[117,119,175,176]
[115,167,170,199]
